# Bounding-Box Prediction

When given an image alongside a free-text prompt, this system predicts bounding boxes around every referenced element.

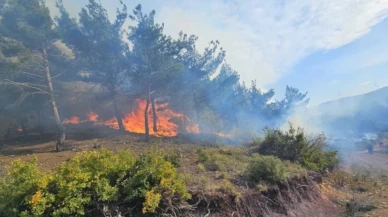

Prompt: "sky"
[46,0,388,106]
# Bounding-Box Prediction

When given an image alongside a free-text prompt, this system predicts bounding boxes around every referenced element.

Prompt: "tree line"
[0,0,309,151]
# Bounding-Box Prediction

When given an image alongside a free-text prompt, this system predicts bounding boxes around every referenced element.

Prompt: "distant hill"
[309,86,388,135]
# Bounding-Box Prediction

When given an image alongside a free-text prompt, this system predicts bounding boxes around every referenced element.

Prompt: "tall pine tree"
[0,0,66,151]
[56,0,130,132]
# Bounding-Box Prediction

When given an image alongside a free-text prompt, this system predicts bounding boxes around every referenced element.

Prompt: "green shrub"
[253,124,339,172]
[164,150,182,168]
[247,154,288,183]
[0,148,190,216]
[197,163,206,172]
[0,157,43,217]
[196,148,249,175]
[219,180,241,198]
[283,160,307,178]
[256,125,306,162]
[122,149,190,213]
[197,149,223,171]
[30,149,137,216]
[256,182,268,192]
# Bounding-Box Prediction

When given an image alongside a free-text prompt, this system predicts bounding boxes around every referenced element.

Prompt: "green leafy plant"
[252,125,339,172]
[122,149,190,213]
[0,157,43,217]
[0,148,190,216]
[247,154,288,183]
[30,149,136,216]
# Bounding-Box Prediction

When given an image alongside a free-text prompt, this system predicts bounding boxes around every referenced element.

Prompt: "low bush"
[0,157,43,217]
[196,148,249,176]
[163,150,182,168]
[252,124,339,172]
[329,170,351,187]
[219,180,241,198]
[247,154,288,183]
[0,148,190,216]
[122,149,190,213]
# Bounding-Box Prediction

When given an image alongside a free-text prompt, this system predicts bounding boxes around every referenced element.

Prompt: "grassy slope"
[1,129,387,216]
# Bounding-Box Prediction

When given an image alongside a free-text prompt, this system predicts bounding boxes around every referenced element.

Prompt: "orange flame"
[63,116,80,124]
[99,99,199,137]
[87,111,99,122]
[62,99,233,138]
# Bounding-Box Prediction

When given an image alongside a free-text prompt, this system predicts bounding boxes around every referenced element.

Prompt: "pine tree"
[56,0,130,132]
[128,5,184,141]
[0,0,66,151]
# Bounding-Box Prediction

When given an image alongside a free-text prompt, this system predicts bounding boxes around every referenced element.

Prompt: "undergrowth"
[250,124,339,172]
[0,148,190,217]
[0,125,341,216]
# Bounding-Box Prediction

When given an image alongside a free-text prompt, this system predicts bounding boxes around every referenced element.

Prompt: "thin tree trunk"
[144,89,150,142]
[112,93,125,132]
[151,95,157,133]
[42,45,65,152]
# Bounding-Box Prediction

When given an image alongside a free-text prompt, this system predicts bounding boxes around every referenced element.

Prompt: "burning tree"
[0,0,67,151]
[128,5,184,141]
[56,0,130,132]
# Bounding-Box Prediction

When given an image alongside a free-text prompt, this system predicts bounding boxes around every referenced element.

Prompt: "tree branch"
[21,71,44,78]
[1,79,50,95]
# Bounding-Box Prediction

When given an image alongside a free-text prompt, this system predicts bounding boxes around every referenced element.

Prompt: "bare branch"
[51,70,68,79]
[21,71,44,78]
[1,79,50,95]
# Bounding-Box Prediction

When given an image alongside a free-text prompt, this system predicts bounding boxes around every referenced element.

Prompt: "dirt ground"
[337,135,388,217]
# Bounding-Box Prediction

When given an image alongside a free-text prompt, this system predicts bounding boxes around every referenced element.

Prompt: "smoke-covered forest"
[2,1,388,217]
[0,0,310,150]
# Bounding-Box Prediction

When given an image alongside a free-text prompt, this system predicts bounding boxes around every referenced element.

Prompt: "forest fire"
[63,116,80,124]
[98,99,199,137]
[87,111,99,122]
[62,99,201,137]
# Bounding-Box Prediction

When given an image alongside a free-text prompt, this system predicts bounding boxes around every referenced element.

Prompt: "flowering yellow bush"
[0,148,190,216]
[0,157,44,217]
[123,149,191,213]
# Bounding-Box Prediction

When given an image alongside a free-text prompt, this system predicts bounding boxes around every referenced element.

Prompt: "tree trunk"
[42,45,65,152]
[151,96,157,133]
[144,90,150,142]
[112,93,125,132]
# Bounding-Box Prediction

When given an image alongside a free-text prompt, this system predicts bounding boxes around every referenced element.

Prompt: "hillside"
[310,86,388,134]
[2,128,388,217]
[0,125,346,217]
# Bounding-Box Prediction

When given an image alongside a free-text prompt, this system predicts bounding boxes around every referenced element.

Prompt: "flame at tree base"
[99,99,199,137]
[63,116,80,124]
[63,99,200,138]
